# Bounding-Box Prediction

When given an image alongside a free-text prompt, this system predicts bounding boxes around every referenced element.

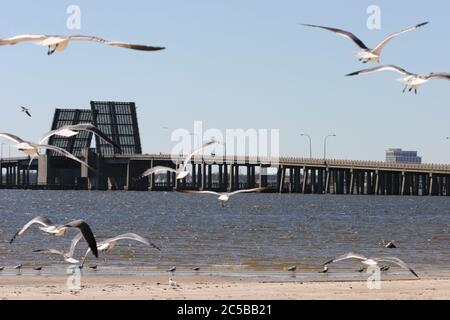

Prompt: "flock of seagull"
[0,27,425,279]
[0,131,419,278]
[302,21,450,94]
[4,215,161,271]
[2,210,420,279]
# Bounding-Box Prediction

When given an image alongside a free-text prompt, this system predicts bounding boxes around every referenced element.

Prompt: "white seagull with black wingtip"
[0,132,95,170]
[10,216,99,258]
[323,252,419,278]
[301,22,428,63]
[346,65,450,94]
[0,34,165,55]
[1,123,119,169]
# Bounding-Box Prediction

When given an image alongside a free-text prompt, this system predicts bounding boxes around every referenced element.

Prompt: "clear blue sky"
[1,0,450,163]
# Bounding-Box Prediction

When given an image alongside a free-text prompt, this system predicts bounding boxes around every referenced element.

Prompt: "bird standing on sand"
[0,34,165,55]
[21,106,32,117]
[182,188,265,207]
[324,252,419,278]
[301,22,428,63]
[10,216,99,258]
[14,264,22,274]
[287,266,297,272]
[319,265,328,274]
[346,65,450,94]
[169,278,178,287]
[167,266,177,273]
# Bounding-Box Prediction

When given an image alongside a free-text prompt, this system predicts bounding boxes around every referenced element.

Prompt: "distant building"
[386,149,422,164]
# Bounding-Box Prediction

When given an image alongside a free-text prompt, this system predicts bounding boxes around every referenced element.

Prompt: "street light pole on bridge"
[300,133,312,159]
[323,134,337,162]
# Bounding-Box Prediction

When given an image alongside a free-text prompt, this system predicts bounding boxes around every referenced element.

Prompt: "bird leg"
[47,44,58,56]
[402,85,408,93]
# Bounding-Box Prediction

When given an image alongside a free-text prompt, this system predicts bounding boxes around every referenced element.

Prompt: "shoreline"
[1,273,449,300]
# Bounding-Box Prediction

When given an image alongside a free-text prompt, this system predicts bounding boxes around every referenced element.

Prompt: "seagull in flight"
[182,188,265,207]
[33,231,84,264]
[10,216,99,258]
[21,106,32,117]
[39,123,121,152]
[0,132,95,170]
[79,233,160,268]
[323,252,419,278]
[0,34,165,55]
[346,65,450,94]
[140,140,217,180]
[301,22,428,63]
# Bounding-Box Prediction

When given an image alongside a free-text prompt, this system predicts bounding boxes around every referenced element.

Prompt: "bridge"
[2,153,450,196]
[1,101,450,196]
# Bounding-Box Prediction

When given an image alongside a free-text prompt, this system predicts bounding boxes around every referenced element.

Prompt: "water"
[0,190,449,277]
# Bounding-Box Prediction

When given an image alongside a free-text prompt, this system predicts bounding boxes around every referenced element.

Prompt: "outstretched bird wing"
[0,133,25,144]
[375,257,419,278]
[70,124,121,152]
[67,232,84,258]
[103,233,161,251]
[323,252,368,266]
[229,188,265,196]
[64,220,98,258]
[301,24,369,50]
[39,123,121,152]
[36,143,96,173]
[372,22,429,56]
[69,35,165,51]
[426,72,450,81]
[33,248,65,256]
[140,166,178,179]
[182,140,217,171]
[181,190,222,197]
[10,216,54,243]
[0,34,48,45]
[346,65,413,77]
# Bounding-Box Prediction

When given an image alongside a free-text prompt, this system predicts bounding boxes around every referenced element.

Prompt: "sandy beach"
[1,274,449,300]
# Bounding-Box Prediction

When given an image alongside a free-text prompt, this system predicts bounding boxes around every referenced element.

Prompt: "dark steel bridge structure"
[2,101,450,196]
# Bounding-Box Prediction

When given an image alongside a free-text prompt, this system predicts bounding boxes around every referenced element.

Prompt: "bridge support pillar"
[259,165,268,189]
[302,167,308,194]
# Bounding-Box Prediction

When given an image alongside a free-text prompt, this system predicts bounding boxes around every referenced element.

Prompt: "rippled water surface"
[0,190,449,275]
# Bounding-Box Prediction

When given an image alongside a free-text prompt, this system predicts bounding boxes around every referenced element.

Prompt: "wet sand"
[1,274,449,300]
